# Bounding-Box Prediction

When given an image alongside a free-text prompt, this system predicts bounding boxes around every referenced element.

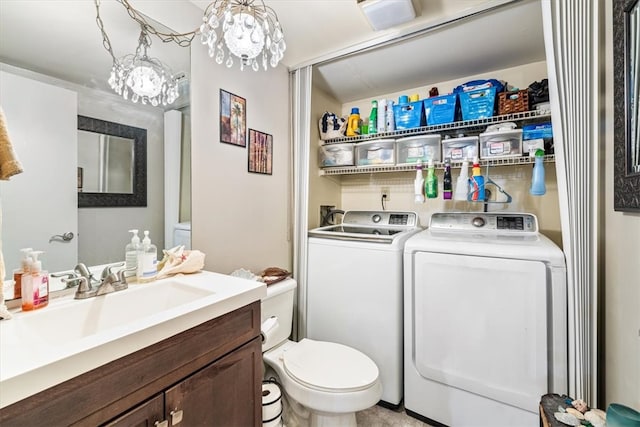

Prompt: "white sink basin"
[0,271,267,409]
[16,279,214,344]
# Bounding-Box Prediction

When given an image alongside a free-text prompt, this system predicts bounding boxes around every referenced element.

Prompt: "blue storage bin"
[393,100,425,130]
[459,86,498,120]
[423,94,458,125]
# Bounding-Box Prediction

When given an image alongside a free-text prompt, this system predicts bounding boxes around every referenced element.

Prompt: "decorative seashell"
[554,412,582,426]
[572,399,589,413]
[585,410,606,427]
[566,408,585,420]
[591,408,606,420]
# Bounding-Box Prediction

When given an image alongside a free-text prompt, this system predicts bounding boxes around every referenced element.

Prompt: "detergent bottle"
[346,107,361,137]
[471,158,485,202]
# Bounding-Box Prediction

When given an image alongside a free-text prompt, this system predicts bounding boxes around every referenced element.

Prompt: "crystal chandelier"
[108,30,180,106]
[199,0,287,71]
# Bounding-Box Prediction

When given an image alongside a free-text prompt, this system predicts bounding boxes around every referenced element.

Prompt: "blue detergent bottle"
[530,149,547,195]
[471,158,485,201]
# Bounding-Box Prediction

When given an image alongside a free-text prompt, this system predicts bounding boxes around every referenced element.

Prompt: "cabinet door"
[102,394,164,427]
[164,337,262,427]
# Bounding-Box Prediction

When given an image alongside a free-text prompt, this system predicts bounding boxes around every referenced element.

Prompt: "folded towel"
[0,106,23,181]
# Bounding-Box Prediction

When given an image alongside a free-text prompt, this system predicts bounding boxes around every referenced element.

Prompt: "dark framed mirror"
[614,0,640,211]
[77,115,147,207]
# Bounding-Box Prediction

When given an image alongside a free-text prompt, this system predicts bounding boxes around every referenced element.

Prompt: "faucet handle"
[118,267,137,285]
[101,262,125,280]
[62,276,92,297]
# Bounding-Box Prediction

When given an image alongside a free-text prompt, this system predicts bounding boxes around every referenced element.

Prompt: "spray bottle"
[414,162,425,203]
[454,159,470,201]
[530,149,547,195]
[471,157,485,202]
[369,100,378,135]
[425,159,438,199]
[443,158,452,200]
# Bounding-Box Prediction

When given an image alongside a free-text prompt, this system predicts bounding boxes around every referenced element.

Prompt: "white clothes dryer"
[307,210,422,407]
[403,212,567,427]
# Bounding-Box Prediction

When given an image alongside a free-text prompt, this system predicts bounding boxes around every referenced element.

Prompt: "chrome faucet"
[61,262,131,299]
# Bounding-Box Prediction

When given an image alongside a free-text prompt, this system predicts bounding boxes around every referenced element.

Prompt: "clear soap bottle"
[22,251,49,311]
[137,230,158,283]
[125,229,141,282]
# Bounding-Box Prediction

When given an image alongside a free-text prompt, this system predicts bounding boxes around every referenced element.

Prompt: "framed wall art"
[220,89,246,147]
[248,129,273,175]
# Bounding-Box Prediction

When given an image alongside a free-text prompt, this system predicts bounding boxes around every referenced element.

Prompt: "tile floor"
[356,404,433,427]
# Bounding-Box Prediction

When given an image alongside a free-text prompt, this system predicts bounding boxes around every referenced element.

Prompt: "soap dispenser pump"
[13,247,32,299]
[137,230,158,283]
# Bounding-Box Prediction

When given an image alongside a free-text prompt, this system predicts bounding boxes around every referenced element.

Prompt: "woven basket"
[498,89,530,115]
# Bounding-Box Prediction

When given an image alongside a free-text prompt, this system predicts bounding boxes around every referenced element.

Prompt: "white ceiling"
[0,0,545,105]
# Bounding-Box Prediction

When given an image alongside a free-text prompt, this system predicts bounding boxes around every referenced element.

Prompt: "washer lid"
[283,339,379,392]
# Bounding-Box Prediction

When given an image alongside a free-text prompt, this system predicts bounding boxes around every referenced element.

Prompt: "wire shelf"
[320,109,551,145]
[319,155,555,176]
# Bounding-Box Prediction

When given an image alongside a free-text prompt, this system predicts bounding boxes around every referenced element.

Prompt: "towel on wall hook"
[0,106,24,181]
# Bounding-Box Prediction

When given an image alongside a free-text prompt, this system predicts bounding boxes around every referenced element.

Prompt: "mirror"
[77,115,147,208]
[614,0,640,211]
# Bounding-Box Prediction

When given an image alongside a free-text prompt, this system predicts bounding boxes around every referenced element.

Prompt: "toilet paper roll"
[261,316,279,344]
[262,382,282,423]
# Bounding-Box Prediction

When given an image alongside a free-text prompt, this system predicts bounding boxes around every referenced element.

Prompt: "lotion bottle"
[125,229,141,282]
[22,251,48,311]
[137,230,158,283]
[13,247,32,299]
[425,159,438,199]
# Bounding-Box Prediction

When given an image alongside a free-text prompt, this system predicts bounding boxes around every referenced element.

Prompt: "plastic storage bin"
[441,136,478,162]
[396,134,441,165]
[318,143,355,167]
[393,101,425,130]
[479,129,523,159]
[356,139,395,166]
[423,94,458,125]
[459,86,498,120]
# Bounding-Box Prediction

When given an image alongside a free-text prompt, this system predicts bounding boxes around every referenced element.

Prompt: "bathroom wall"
[190,45,292,275]
[603,0,640,408]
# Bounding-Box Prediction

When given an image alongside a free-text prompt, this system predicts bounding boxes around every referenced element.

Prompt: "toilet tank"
[261,278,296,352]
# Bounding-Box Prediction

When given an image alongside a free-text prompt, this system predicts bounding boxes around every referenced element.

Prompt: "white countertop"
[0,270,266,408]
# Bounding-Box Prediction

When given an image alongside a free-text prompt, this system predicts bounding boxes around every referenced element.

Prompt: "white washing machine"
[306,210,422,407]
[403,212,567,427]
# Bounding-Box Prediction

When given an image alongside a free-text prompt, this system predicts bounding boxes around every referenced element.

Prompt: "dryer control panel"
[429,212,538,234]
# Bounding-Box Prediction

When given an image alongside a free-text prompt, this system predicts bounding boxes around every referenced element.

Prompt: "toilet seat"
[282,339,379,393]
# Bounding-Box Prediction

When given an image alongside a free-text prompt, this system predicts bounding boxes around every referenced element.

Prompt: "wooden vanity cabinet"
[0,301,263,427]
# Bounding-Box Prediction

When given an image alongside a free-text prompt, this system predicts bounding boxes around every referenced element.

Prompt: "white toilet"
[261,278,382,427]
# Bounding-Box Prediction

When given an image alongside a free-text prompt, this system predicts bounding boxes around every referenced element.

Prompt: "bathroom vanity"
[0,271,266,426]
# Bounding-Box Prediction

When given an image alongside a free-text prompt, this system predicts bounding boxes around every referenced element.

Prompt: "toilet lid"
[282,339,379,392]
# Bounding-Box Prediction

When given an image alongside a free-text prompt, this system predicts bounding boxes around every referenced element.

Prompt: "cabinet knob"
[154,421,168,427]
[170,409,184,425]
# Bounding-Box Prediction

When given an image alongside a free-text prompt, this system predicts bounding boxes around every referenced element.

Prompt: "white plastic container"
[318,143,355,167]
[442,136,479,162]
[396,134,441,165]
[356,139,395,167]
[479,129,523,159]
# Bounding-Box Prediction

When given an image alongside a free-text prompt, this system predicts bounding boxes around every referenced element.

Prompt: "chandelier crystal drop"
[108,30,179,107]
[200,0,286,71]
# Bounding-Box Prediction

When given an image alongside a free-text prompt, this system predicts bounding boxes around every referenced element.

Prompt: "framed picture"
[248,129,273,175]
[219,89,246,147]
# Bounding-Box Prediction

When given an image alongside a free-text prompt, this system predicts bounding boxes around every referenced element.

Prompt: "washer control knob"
[372,214,382,223]
[472,217,485,228]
